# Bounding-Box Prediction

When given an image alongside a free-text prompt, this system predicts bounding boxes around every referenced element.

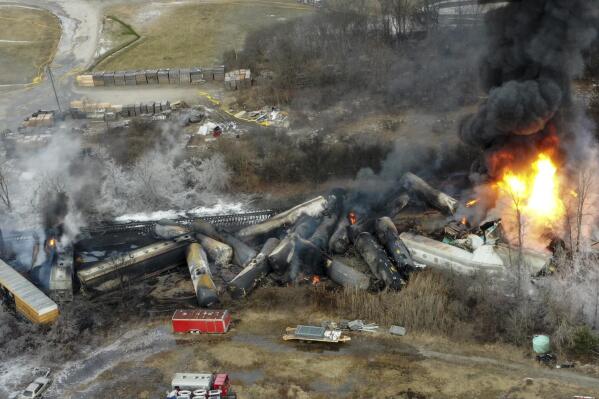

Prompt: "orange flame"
[311,275,321,285]
[465,199,478,208]
[48,238,56,247]
[348,211,357,225]
[495,152,565,236]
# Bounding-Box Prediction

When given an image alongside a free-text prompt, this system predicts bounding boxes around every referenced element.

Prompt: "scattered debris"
[346,320,379,332]
[389,325,407,336]
[536,353,556,366]
[1,170,561,330]
[556,362,575,369]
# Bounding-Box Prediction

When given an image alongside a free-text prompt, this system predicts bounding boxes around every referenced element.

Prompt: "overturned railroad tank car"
[48,246,74,302]
[77,235,192,292]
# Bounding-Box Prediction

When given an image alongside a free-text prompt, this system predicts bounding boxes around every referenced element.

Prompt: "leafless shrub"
[227,3,482,112]
[0,159,12,211]
[0,297,143,363]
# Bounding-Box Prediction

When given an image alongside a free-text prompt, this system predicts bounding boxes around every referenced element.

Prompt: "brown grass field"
[62,283,599,399]
[0,5,61,85]
[96,0,312,71]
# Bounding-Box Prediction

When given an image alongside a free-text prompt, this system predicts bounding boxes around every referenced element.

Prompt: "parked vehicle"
[167,373,236,398]
[171,309,231,334]
[18,377,51,399]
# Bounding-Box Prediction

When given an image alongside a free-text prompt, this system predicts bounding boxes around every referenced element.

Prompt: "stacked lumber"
[120,100,170,117]
[69,99,170,119]
[76,74,94,87]
[22,112,55,128]
[76,66,226,87]
[224,69,252,90]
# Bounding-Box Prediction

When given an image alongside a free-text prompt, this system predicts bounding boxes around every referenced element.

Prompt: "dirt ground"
[0,4,62,85]
[96,0,312,71]
[22,281,597,399]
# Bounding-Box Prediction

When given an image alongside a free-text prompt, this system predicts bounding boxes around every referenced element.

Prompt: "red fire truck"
[171,309,231,334]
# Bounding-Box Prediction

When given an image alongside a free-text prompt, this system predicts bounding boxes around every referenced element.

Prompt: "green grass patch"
[90,15,140,71]
[95,0,311,71]
[0,6,61,85]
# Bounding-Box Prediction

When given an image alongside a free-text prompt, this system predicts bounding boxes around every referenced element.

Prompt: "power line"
[46,66,62,113]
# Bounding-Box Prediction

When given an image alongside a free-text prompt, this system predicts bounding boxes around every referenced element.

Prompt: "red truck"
[171,309,231,334]
[167,373,236,399]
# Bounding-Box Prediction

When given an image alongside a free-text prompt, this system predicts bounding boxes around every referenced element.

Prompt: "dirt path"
[419,348,599,390]
[0,0,102,129]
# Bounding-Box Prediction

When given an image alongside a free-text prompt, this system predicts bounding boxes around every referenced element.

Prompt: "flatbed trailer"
[283,325,351,343]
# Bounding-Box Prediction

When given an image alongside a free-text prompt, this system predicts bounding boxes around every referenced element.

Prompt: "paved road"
[0,0,104,130]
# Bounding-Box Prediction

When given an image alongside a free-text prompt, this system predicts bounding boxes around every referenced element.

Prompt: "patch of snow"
[114,200,250,222]
[0,357,38,399]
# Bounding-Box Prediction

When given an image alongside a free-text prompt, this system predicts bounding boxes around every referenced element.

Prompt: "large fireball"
[496,153,564,226]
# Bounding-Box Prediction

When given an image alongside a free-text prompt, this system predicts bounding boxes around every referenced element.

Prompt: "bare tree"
[411,0,440,33]
[0,162,11,211]
[110,254,129,305]
[500,181,527,298]
[573,168,594,254]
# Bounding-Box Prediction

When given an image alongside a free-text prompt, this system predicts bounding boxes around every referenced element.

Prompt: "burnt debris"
[2,171,537,318]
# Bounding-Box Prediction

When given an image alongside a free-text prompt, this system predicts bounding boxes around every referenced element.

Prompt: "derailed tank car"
[48,246,74,302]
[77,236,192,292]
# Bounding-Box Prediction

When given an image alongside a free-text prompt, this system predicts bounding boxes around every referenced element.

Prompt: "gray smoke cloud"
[460,0,598,149]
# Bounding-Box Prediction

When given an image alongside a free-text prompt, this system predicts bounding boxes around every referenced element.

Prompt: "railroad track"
[2,209,278,242]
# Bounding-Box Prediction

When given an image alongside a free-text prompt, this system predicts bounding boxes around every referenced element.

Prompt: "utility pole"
[46,66,62,113]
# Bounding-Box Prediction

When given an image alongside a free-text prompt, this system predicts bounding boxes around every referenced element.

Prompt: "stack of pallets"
[76,66,226,87]
[224,69,252,90]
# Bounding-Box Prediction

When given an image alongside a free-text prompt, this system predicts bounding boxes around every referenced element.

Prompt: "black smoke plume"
[460,0,598,150]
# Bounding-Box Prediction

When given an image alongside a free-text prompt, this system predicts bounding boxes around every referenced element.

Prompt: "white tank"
[208,389,222,399]
[177,390,192,399]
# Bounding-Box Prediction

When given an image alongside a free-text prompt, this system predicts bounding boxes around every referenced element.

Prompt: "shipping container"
[172,309,231,334]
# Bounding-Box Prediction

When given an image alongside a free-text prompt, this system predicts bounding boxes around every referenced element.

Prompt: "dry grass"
[96,0,312,71]
[316,270,460,335]
[0,5,61,85]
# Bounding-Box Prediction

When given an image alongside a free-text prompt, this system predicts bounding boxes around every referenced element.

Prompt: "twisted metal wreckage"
[0,173,551,323]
